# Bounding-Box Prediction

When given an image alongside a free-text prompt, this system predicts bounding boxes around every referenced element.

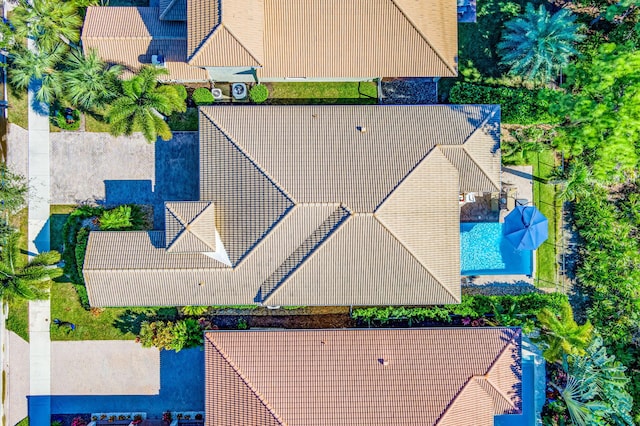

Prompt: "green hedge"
[249,84,269,103]
[449,82,562,125]
[192,87,214,105]
[351,293,569,330]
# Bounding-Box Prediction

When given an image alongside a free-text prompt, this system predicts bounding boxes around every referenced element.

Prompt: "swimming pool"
[461,222,533,276]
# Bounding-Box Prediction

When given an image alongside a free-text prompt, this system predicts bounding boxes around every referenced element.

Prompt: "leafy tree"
[63,49,123,111]
[99,205,132,230]
[12,0,82,52]
[0,231,62,302]
[138,319,203,351]
[106,66,187,142]
[536,302,593,363]
[497,4,584,83]
[8,44,64,104]
[553,43,640,181]
[0,163,28,216]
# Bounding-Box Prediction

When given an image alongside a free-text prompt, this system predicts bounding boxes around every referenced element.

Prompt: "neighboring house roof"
[159,0,187,21]
[81,7,208,81]
[82,0,457,80]
[83,105,501,308]
[204,328,522,426]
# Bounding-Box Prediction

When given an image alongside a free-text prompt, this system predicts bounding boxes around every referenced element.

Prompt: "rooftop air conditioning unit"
[151,54,166,68]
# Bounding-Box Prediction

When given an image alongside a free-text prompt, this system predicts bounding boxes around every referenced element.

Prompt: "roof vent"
[357,126,367,133]
[151,54,166,68]
[378,358,389,366]
[312,113,318,119]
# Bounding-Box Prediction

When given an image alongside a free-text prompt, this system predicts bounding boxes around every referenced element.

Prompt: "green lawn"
[50,282,174,341]
[6,298,29,341]
[266,81,378,104]
[525,149,561,288]
[7,88,28,129]
[50,205,75,253]
[15,417,29,426]
[84,111,111,133]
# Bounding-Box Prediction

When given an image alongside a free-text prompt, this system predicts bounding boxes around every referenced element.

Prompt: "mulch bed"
[212,313,355,329]
[51,414,91,426]
[380,78,438,104]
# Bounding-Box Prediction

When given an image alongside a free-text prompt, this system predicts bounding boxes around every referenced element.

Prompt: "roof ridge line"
[389,0,457,75]
[374,143,438,212]
[184,203,217,251]
[205,336,286,425]
[480,328,522,411]
[200,109,297,203]
[372,215,460,303]
[222,23,264,66]
[476,375,518,412]
[188,22,222,64]
[460,105,501,190]
[260,206,351,305]
[165,203,190,251]
[158,0,177,20]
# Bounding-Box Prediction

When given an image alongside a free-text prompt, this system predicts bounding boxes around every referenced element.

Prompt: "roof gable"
[204,328,522,426]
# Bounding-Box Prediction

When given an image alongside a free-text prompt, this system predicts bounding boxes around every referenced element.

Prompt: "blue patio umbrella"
[503,205,548,250]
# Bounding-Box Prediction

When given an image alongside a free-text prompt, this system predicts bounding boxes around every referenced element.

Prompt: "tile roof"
[82,7,208,82]
[83,105,501,308]
[83,0,458,79]
[204,328,522,426]
[165,202,217,253]
[159,0,187,21]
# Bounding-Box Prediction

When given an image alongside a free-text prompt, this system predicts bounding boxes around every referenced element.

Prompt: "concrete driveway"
[49,131,199,227]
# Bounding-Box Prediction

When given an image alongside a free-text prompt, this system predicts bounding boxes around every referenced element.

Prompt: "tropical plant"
[191,87,214,105]
[0,231,62,302]
[0,163,28,216]
[63,48,123,111]
[249,84,269,103]
[536,302,593,363]
[171,318,203,351]
[556,336,634,426]
[552,161,594,202]
[12,0,82,52]
[181,305,209,316]
[8,44,65,104]
[138,319,204,351]
[106,66,187,142]
[497,4,584,83]
[99,205,132,230]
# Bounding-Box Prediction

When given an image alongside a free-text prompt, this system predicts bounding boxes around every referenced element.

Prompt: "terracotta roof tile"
[204,328,522,426]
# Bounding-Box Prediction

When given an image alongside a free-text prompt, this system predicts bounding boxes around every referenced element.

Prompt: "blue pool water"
[461,222,533,276]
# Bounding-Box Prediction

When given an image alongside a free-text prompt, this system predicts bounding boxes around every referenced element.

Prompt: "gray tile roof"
[204,328,522,426]
[165,202,217,253]
[83,105,501,307]
[159,0,187,21]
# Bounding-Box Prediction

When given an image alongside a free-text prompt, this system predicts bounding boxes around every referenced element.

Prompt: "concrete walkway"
[6,331,30,426]
[26,53,53,423]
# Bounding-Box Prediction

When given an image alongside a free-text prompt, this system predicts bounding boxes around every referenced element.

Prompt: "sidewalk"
[26,56,53,424]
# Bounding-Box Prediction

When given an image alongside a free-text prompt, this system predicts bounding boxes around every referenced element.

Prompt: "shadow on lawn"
[112,307,179,335]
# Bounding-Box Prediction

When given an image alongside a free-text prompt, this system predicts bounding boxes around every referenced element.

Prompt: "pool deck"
[461,166,536,289]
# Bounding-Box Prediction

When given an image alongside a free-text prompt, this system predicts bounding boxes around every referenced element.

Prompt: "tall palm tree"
[498,4,584,84]
[106,66,187,143]
[0,231,62,302]
[536,302,593,363]
[8,44,64,104]
[12,0,82,53]
[63,48,123,111]
[553,161,594,202]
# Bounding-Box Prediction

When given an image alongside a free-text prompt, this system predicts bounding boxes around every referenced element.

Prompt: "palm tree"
[553,161,594,202]
[12,0,82,53]
[0,231,62,302]
[536,302,593,363]
[8,44,64,104]
[106,66,187,143]
[63,48,123,111]
[497,4,584,84]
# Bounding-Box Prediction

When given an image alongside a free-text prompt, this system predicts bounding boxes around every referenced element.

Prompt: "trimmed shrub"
[52,108,81,131]
[192,87,214,105]
[448,82,562,125]
[249,84,269,103]
[173,84,187,101]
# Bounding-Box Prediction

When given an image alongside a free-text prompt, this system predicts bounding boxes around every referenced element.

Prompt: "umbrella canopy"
[503,205,549,250]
